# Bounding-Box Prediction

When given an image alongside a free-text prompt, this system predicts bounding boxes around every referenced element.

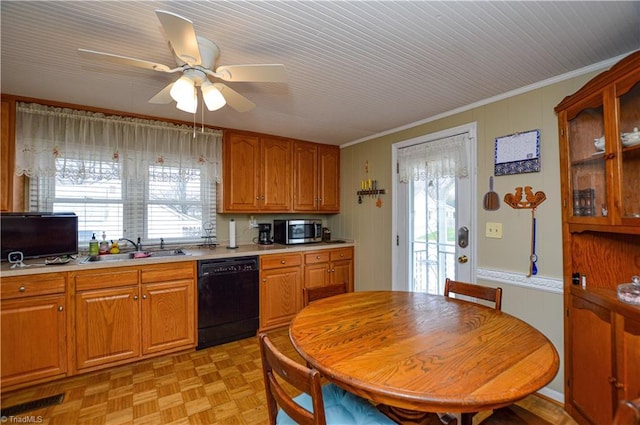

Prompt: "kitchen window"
[16,102,221,250]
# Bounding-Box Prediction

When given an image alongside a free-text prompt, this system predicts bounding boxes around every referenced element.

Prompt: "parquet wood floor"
[1,327,577,425]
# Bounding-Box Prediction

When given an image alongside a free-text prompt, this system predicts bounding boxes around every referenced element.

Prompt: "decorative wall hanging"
[494,129,540,176]
[504,186,546,277]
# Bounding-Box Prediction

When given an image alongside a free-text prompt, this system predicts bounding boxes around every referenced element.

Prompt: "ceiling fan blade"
[215,64,287,82]
[148,83,174,104]
[155,10,202,66]
[78,49,173,72]
[213,83,255,112]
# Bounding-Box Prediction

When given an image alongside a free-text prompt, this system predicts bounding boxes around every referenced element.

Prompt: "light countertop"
[1,240,355,277]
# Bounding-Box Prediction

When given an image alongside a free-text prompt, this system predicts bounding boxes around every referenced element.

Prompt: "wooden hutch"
[555,50,640,424]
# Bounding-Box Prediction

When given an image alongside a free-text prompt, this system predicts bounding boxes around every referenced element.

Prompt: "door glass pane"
[619,81,640,218]
[410,177,456,294]
[569,105,606,218]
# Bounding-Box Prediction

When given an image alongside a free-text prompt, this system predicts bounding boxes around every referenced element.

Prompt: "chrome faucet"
[119,237,142,252]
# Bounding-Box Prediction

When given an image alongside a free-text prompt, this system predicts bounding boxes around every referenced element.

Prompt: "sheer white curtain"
[397,133,470,182]
[15,102,222,184]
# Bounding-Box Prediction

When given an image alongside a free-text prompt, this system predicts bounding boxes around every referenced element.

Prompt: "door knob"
[457,255,468,263]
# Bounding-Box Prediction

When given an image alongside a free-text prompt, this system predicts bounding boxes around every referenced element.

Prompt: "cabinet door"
[318,144,340,212]
[261,136,292,211]
[569,295,614,424]
[617,314,640,402]
[75,286,140,370]
[141,280,196,355]
[331,259,353,291]
[223,132,261,211]
[304,263,330,288]
[260,267,302,330]
[615,74,640,225]
[1,295,66,387]
[564,93,610,224]
[293,141,319,211]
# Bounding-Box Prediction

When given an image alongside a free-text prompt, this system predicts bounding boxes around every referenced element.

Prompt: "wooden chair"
[258,333,395,425]
[614,398,640,425]
[444,278,502,311]
[303,282,347,306]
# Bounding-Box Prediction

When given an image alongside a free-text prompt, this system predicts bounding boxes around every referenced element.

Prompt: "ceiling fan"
[78,9,287,113]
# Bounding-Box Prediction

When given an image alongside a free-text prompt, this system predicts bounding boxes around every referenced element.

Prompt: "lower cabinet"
[568,288,640,424]
[140,269,196,355]
[260,253,302,330]
[259,246,355,331]
[72,262,196,373]
[0,273,67,388]
[304,247,354,291]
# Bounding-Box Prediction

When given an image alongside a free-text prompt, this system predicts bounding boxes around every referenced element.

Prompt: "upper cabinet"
[220,131,292,212]
[555,51,640,234]
[293,141,340,212]
[220,130,340,214]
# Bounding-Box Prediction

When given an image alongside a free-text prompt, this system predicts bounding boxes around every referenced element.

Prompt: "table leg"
[460,413,474,425]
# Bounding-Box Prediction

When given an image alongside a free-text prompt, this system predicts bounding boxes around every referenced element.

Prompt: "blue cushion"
[276,383,395,424]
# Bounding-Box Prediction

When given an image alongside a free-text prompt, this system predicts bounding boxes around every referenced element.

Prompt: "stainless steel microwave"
[273,219,322,244]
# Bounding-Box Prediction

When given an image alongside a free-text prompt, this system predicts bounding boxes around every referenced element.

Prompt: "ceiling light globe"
[176,96,197,114]
[170,76,195,104]
[201,82,227,111]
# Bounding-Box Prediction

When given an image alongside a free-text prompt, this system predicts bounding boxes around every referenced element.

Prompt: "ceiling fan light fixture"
[170,75,195,104]
[176,94,197,114]
[201,81,226,111]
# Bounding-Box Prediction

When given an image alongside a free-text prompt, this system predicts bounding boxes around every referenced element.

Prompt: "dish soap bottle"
[89,233,99,256]
[99,232,110,255]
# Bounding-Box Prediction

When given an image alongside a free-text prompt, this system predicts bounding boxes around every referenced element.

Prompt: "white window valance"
[397,133,470,182]
[15,102,222,184]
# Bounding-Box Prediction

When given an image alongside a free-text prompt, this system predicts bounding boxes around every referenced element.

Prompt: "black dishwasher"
[197,256,259,350]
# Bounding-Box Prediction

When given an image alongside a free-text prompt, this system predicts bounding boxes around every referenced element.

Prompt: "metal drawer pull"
[58,305,64,312]
[134,295,139,301]
[19,286,26,292]
[281,260,286,264]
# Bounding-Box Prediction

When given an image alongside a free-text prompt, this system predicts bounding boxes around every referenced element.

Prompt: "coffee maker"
[257,223,273,245]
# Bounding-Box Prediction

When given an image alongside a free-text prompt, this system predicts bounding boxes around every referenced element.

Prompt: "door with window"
[393,123,476,294]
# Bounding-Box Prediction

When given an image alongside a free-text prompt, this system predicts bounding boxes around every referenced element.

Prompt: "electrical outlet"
[486,222,503,239]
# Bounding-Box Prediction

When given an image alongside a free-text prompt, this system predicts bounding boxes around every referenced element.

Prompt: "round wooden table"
[289,291,559,424]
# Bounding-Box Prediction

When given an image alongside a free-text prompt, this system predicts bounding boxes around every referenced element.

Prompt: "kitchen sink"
[81,249,189,263]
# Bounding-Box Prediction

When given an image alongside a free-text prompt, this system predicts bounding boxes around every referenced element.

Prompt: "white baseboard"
[537,386,564,404]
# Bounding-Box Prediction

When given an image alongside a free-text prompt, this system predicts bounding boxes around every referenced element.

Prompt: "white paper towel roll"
[228,219,237,248]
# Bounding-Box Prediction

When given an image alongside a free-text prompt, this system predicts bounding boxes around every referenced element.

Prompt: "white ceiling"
[2,1,639,146]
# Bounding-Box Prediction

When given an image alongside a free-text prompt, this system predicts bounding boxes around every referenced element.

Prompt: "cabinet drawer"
[141,262,195,283]
[1,273,66,299]
[261,253,302,270]
[74,267,139,291]
[331,248,353,261]
[305,251,330,264]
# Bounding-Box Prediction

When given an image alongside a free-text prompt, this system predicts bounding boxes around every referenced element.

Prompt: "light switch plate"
[486,222,503,239]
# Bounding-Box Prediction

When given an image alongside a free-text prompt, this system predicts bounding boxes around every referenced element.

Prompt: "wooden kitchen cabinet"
[293,141,340,212]
[556,51,640,424]
[73,267,141,370]
[555,51,640,233]
[220,131,292,212]
[259,253,302,331]
[140,262,196,355]
[1,273,67,388]
[303,247,353,292]
[73,262,196,372]
[569,288,640,425]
